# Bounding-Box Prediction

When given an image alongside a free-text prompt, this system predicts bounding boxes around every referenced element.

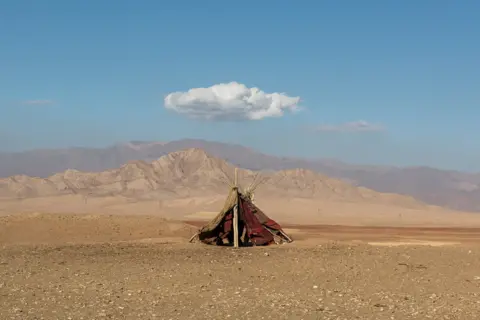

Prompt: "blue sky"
[1,0,479,171]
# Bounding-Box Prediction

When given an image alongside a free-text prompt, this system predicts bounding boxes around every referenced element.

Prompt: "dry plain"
[2,213,480,320]
[2,149,480,319]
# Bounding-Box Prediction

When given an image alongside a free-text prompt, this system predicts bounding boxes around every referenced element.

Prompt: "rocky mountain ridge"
[1,139,479,212]
[0,148,425,209]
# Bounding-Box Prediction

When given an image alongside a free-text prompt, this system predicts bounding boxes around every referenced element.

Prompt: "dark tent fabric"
[193,188,292,246]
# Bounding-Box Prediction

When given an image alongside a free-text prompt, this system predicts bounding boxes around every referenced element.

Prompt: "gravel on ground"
[1,242,480,320]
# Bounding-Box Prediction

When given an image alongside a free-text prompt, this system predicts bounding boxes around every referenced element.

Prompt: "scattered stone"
[1,237,479,319]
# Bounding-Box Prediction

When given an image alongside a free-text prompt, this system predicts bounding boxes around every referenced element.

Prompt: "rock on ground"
[1,242,480,319]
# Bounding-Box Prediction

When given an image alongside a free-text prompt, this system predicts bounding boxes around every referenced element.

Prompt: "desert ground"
[2,213,480,320]
[2,149,480,319]
[4,192,480,228]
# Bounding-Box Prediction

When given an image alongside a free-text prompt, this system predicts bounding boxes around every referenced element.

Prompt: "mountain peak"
[0,148,430,211]
[123,141,167,150]
[161,148,214,162]
[2,139,478,212]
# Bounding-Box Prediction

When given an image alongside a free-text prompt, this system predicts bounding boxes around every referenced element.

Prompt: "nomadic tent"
[189,169,293,247]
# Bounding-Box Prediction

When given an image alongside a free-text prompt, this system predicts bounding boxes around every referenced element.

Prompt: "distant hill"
[1,139,480,212]
[0,148,425,209]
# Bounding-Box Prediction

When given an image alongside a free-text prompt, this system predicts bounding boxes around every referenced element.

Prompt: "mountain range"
[0,148,421,207]
[1,139,479,212]
[4,147,480,227]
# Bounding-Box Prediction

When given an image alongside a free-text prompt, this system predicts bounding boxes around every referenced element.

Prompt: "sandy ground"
[3,194,480,228]
[0,213,196,245]
[2,213,480,319]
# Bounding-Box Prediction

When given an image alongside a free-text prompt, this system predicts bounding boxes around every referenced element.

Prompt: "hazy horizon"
[1,137,479,173]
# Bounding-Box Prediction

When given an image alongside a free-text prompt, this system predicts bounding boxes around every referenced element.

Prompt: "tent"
[189,169,293,247]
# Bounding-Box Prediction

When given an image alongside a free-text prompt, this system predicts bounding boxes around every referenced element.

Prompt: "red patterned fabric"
[221,211,233,236]
[239,197,275,246]
[197,191,291,246]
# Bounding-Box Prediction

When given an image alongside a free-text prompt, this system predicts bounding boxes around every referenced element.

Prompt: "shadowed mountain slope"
[1,139,479,211]
[0,148,425,211]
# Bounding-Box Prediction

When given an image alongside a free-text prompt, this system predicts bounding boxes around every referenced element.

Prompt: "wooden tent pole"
[233,168,239,248]
[279,230,293,243]
[189,232,198,243]
[234,167,238,186]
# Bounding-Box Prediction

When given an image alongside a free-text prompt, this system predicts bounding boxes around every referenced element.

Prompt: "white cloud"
[22,99,54,106]
[164,82,301,121]
[313,120,384,133]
